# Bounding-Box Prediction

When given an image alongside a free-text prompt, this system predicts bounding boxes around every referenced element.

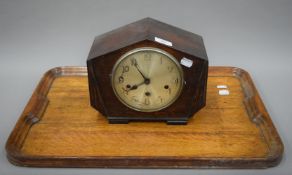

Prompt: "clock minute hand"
[133,62,150,85]
[134,62,148,80]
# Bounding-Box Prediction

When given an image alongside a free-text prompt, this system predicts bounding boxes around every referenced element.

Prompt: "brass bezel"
[111,47,184,112]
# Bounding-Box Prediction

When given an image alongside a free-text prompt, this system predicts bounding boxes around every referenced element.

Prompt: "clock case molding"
[87,18,208,124]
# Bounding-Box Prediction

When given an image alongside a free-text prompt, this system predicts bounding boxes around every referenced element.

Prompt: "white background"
[0,0,291,174]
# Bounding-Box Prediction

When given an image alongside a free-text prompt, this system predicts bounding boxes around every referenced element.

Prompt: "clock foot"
[166,120,188,125]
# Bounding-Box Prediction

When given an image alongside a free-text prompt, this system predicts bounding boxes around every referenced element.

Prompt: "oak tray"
[6,66,283,168]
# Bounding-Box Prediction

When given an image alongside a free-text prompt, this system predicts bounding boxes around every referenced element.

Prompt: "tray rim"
[5,66,284,168]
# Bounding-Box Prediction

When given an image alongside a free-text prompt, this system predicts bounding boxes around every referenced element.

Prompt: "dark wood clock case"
[87,18,208,124]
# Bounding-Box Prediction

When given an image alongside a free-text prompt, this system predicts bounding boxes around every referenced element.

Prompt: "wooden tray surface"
[5,66,283,168]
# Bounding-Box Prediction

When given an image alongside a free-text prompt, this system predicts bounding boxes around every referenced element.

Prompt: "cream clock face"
[111,47,184,112]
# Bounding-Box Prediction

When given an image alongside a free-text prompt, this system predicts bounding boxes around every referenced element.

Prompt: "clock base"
[108,119,129,124]
[108,119,188,125]
[166,120,187,125]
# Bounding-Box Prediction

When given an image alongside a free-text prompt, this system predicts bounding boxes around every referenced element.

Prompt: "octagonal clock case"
[87,18,208,125]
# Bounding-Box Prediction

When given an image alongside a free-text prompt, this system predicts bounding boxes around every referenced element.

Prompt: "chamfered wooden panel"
[5,66,283,168]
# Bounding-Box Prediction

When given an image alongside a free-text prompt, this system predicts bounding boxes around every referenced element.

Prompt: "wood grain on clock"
[6,66,283,168]
[87,18,209,124]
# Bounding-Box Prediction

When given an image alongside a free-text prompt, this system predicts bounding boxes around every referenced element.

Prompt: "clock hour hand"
[127,81,145,91]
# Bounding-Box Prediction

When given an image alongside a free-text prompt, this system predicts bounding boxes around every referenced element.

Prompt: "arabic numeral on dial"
[167,66,174,72]
[130,58,137,66]
[174,77,179,86]
[158,96,163,103]
[144,53,151,61]
[121,87,128,95]
[144,98,150,105]
[131,96,138,102]
[122,65,129,73]
[118,76,124,83]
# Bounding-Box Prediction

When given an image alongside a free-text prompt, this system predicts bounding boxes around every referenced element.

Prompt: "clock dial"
[111,47,184,112]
